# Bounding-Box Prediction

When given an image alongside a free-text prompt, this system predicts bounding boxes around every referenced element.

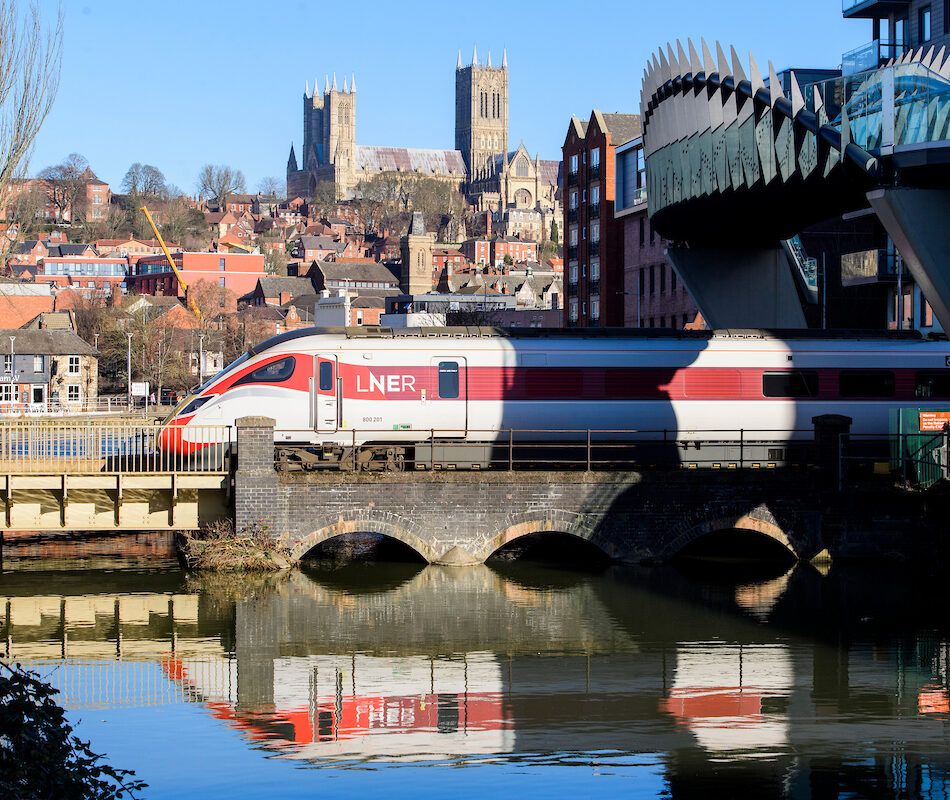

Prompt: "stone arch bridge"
[235,417,933,565]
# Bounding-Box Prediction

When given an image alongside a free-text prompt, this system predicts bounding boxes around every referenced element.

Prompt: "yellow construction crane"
[140,205,202,322]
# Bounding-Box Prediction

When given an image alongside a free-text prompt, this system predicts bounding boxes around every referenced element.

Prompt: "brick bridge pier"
[234,417,944,565]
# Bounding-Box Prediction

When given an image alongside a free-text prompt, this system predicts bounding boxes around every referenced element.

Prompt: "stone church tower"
[289,74,357,198]
[455,48,508,200]
[400,212,435,295]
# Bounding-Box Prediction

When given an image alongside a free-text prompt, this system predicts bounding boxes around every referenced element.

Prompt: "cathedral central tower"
[455,47,508,196]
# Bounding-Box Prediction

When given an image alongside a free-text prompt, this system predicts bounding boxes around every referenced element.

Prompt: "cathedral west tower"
[455,47,508,207]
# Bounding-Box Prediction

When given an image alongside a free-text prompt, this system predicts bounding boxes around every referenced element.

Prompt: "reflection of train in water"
[159,327,950,468]
[170,653,515,760]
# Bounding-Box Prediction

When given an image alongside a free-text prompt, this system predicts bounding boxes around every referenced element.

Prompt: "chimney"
[485,210,492,238]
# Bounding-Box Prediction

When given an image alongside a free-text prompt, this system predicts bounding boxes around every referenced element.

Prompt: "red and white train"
[160,326,950,468]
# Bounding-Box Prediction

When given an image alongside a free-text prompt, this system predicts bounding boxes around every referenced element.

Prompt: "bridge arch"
[661,514,798,561]
[484,510,618,562]
[289,511,437,564]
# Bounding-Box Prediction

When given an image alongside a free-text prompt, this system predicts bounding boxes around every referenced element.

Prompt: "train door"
[312,354,339,434]
[430,357,466,436]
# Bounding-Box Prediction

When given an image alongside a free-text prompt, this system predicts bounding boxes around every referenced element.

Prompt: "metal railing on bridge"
[0,421,233,474]
[274,427,949,489]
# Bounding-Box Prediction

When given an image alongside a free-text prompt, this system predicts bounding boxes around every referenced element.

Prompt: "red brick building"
[461,237,538,267]
[128,252,265,298]
[432,248,466,271]
[562,110,641,327]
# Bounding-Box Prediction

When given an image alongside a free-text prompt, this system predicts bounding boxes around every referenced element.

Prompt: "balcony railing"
[568,208,579,223]
[842,39,904,75]
[588,163,601,180]
[567,245,578,260]
[842,0,909,17]
[568,170,578,186]
[589,203,600,219]
[841,248,899,285]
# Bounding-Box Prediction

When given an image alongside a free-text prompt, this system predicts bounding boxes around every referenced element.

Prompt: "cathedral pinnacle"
[343,75,349,93]
[472,45,478,66]
[457,50,462,70]
[502,48,507,68]
[305,80,310,98]
[324,75,330,94]
[351,73,356,92]
[332,72,337,91]
[487,50,492,68]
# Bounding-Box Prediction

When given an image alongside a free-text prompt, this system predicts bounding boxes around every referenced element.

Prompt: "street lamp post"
[8,336,15,405]
[198,333,205,383]
[127,332,133,411]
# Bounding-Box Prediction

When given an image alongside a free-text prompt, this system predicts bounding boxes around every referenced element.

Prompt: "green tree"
[550,219,559,246]
[0,662,146,798]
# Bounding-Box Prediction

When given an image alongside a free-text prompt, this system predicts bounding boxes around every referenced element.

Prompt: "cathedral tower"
[455,47,508,192]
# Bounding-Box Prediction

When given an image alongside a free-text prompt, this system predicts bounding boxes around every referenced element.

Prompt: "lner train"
[160,326,950,469]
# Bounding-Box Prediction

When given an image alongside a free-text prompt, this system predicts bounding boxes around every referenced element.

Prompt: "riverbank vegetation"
[177,519,290,571]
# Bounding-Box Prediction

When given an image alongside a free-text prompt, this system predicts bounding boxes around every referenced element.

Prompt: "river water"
[2,556,950,799]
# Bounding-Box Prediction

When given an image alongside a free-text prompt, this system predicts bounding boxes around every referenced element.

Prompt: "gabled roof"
[595,111,642,145]
[256,276,314,299]
[310,260,400,285]
[0,328,97,355]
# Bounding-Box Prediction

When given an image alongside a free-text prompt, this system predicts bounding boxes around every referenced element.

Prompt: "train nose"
[157,419,187,454]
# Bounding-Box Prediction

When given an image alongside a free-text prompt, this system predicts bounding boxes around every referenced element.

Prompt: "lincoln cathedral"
[286,49,560,233]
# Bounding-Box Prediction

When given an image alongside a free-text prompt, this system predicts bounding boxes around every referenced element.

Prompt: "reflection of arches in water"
[485,512,616,565]
[291,513,434,563]
[663,517,798,563]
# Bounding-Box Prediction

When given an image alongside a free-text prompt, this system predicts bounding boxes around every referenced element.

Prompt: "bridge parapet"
[232,417,945,565]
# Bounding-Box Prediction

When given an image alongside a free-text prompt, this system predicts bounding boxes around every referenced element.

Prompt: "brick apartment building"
[36,256,130,300]
[562,110,641,327]
[460,236,538,266]
[615,137,699,328]
[128,252,265,298]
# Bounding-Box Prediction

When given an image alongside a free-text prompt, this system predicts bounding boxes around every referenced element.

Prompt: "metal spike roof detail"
[768,61,785,106]
[730,45,747,83]
[748,52,765,93]
[789,71,805,116]
[715,41,730,79]
[689,38,702,76]
[701,38,716,75]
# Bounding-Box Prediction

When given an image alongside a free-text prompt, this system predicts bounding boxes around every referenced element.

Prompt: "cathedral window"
[516,156,529,177]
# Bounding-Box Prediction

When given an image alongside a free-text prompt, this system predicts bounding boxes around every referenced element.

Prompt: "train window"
[915,370,950,398]
[839,369,895,398]
[762,371,819,398]
[319,361,333,391]
[234,356,296,387]
[180,395,212,416]
[438,361,459,398]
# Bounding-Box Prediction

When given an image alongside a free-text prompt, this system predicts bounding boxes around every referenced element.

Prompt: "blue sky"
[31,0,867,194]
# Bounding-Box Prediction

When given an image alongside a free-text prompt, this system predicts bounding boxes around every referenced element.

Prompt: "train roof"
[248,325,940,355]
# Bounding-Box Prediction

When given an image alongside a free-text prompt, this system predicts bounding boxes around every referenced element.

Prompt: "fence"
[0,395,150,418]
[275,427,950,488]
[0,421,233,474]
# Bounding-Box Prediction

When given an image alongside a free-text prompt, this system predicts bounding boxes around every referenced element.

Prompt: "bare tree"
[309,180,338,220]
[6,181,45,236]
[0,0,62,212]
[122,162,166,198]
[257,176,282,198]
[197,164,246,208]
[38,152,89,221]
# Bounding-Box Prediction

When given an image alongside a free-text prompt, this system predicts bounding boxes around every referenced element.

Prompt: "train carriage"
[159,326,950,470]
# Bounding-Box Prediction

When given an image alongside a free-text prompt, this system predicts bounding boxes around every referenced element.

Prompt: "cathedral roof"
[355,146,466,177]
